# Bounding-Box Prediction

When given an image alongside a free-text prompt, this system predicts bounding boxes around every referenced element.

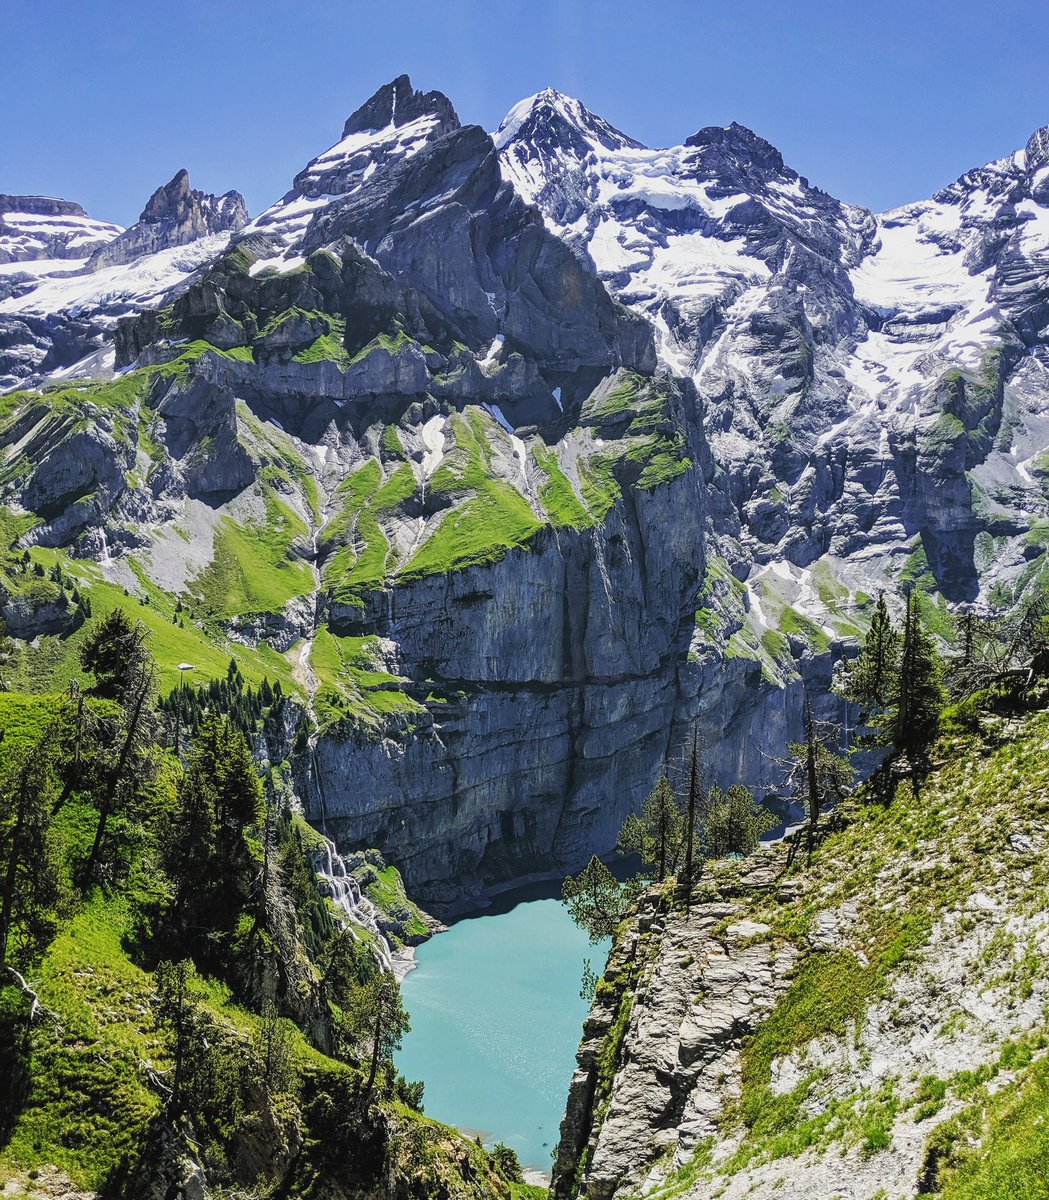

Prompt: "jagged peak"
[138,169,247,226]
[1025,123,1049,173]
[684,121,787,175]
[341,73,460,139]
[494,88,644,154]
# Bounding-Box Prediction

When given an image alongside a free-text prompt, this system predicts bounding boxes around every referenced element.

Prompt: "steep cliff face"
[555,710,1049,1199]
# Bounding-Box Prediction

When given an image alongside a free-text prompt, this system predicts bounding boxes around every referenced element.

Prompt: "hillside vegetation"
[0,609,528,1200]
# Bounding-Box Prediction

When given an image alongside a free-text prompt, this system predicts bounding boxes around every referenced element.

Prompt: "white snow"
[485,404,514,434]
[419,415,446,477]
[0,232,233,323]
[480,335,506,371]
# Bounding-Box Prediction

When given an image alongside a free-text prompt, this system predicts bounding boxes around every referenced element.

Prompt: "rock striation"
[2,77,1049,912]
[0,193,123,264]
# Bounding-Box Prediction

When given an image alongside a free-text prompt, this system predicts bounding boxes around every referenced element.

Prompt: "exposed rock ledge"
[555,716,1049,1200]
[553,848,798,1200]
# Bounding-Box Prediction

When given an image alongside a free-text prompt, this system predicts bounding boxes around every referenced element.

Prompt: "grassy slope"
[400,409,542,582]
[0,691,510,1198]
[310,626,424,733]
[9,551,298,697]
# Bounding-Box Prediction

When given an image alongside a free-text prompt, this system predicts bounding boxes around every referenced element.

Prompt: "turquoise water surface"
[397,887,610,1174]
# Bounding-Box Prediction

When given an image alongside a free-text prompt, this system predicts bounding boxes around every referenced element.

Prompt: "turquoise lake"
[397,887,611,1174]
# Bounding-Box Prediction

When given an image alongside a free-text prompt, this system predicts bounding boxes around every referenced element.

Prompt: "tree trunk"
[805,697,820,864]
[683,729,699,912]
[80,670,152,892]
[362,997,384,1108]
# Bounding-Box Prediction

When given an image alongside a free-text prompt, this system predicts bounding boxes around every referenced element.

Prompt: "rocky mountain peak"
[341,73,460,139]
[285,76,461,205]
[684,120,789,176]
[136,168,247,232]
[0,193,123,267]
[139,167,193,221]
[1025,122,1049,173]
[88,170,247,270]
[494,87,643,155]
[0,194,90,218]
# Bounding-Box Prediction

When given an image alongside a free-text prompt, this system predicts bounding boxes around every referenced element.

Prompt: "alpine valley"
[3,73,1049,1200]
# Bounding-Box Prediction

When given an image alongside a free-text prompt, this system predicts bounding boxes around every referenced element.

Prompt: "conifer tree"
[617,775,684,881]
[354,972,410,1108]
[787,697,853,863]
[79,608,150,701]
[893,590,945,780]
[0,740,63,971]
[562,856,640,943]
[703,783,776,859]
[839,591,900,718]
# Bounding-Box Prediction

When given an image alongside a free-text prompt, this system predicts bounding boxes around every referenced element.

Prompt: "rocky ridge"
[88,168,247,269]
[0,194,122,264]
[0,170,245,388]
[555,710,1049,1199]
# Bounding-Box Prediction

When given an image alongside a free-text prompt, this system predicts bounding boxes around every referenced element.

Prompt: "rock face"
[554,713,1049,1198]
[496,91,1049,609]
[0,170,242,389]
[88,169,247,269]
[553,854,797,1200]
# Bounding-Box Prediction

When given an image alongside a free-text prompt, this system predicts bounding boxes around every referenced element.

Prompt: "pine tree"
[786,699,853,864]
[353,972,410,1108]
[617,775,683,881]
[839,591,900,717]
[562,856,640,943]
[79,609,150,701]
[893,590,945,780]
[79,656,158,893]
[680,728,704,912]
[0,739,63,970]
[161,716,262,936]
[704,783,776,859]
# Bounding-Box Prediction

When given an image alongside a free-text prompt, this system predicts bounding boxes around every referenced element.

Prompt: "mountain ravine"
[2,74,1049,915]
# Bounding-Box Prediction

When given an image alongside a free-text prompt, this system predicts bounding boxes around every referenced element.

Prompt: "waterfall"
[317,834,394,972]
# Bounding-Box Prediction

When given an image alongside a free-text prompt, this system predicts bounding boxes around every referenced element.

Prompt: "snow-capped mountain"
[3,75,1049,899]
[0,171,246,389]
[0,193,123,264]
[496,89,1049,610]
[242,74,461,269]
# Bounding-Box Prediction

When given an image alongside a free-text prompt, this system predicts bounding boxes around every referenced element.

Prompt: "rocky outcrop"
[556,711,1049,1199]
[88,169,247,270]
[552,851,796,1200]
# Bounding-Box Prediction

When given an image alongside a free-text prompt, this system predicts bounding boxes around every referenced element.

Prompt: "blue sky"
[5,0,1048,225]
